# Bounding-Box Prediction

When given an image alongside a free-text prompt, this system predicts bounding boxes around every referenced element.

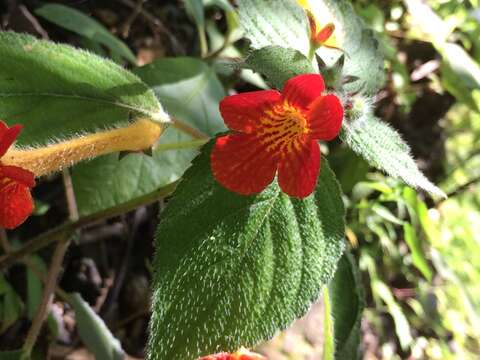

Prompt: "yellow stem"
[2,119,164,177]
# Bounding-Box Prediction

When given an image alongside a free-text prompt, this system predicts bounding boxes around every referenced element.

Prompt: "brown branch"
[22,170,78,355]
[0,182,177,270]
[22,238,70,356]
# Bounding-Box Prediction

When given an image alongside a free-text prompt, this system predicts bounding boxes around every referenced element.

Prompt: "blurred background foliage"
[0,0,479,359]
[341,0,480,359]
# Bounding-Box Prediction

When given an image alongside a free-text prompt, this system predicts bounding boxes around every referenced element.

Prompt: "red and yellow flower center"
[258,102,309,155]
[211,73,343,198]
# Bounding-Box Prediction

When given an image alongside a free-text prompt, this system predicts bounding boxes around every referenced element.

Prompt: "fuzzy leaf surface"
[73,58,223,216]
[312,0,385,95]
[238,0,310,56]
[0,32,165,146]
[148,142,345,359]
[245,46,315,89]
[341,115,446,198]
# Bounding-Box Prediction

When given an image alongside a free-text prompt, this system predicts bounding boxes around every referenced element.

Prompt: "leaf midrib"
[0,91,157,116]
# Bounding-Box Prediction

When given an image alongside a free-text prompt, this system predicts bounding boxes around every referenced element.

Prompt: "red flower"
[0,121,35,229]
[199,348,266,360]
[211,74,343,198]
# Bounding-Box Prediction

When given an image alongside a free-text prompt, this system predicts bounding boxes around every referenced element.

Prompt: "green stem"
[155,139,208,152]
[198,24,208,58]
[322,286,335,360]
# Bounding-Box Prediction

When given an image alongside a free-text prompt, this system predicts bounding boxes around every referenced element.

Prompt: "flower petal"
[219,91,282,133]
[0,181,34,229]
[1,165,35,188]
[0,122,22,157]
[211,134,278,195]
[283,74,325,110]
[278,140,320,198]
[199,348,266,360]
[307,94,343,141]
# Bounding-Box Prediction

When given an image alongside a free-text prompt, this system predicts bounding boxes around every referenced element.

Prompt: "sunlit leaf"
[0,32,166,146]
[148,142,346,359]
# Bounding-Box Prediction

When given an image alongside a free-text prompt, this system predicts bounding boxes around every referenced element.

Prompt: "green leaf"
[135,57,226,135]
[372,280,412,350]
[328,149,369,193]
[72,128,199,216]
[311,0,385,95]
[238,0,384,95]
[0,350,24,360]
[183,0,208,55]
[0,32,167,146]
[0,274,24,333]
[26,256,47,320]
[329,252,364,360]
[148,142,346,359]
[72,57,223,216]
[245,46,315,89]
[441,44,480,111]
[35,4,136,64]
[341,114,446,198]
[204,0,234,12]
[238,0,310,56]
[184,0,205,28]
[69,293,124,360]
[403,223,433,281]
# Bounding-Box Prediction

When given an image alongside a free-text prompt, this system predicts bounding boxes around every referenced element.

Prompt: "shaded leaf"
[0,274,23,332]
[329,252,364,360]
[0,350,23,360]
[35,4,136,64]
[26,255,47,320]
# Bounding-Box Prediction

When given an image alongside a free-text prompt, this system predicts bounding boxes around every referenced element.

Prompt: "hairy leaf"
[312,0,385,95]
[341,114,446,198]
[148,142,345,359]
[73,57,223,216]
[0,32,166,146]
[238,0,310,56]
[245,46,315,89]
